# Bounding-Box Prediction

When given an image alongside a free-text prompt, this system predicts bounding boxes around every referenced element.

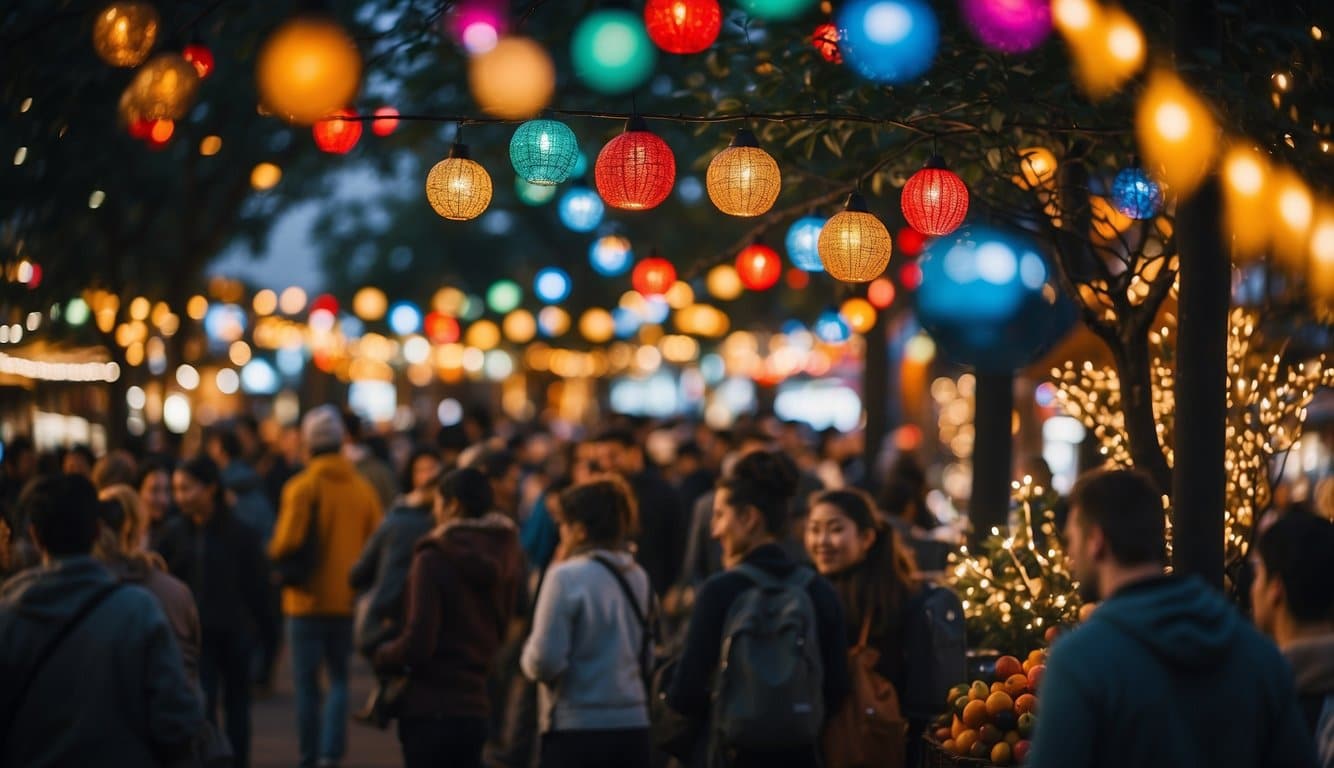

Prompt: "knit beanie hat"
[301,405,346,454]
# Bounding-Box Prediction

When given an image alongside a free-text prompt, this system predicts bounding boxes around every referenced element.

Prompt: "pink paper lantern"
[959,0,1052,54]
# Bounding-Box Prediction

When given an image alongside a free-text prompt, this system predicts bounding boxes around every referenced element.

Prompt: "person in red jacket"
[375,467,523,768]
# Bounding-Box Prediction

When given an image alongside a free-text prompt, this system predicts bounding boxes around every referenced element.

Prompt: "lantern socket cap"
[730,128,760,149]
[924,155,948,170]
[449,142,471,160]
[626,114,650,133]
[843,191,871,213]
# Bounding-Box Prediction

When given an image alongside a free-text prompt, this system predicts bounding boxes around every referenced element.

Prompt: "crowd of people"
[0,406,1330,768]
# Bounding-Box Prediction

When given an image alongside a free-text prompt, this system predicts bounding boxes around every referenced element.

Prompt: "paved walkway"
[251,654,400,768]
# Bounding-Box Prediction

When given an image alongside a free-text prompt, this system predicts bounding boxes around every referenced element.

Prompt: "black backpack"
[900,583,966,721]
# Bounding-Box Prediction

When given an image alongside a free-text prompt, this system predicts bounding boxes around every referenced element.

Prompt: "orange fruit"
[991,682,1007,696]
[994,655,1024,681]
[962,700,989,729]
[1005,673,1029,697]
[1005,730,1022,745]
[943,739,957,755]
[1027,664,1046,691]
[986,691,1014,718]
[951,715,965,739]
[934,727,952,742]
[970,680,991,701]
[956,730,979,756]
[1015,693,1038,715]
[991,741,1014,765]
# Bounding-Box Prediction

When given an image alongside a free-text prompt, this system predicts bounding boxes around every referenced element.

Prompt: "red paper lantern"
[868,277,896,308]
[632,254,677,297]
[313,109,362,154]
[786,268,810,290]
[736,242,782,291]
[897,225,928,258]
[900,156,969,236]
[371,106,400,137]
[813,22,842,63]
[899,262,922,291]
[595,116,676,211]
[128,118,154,139]
[645,0,722,54]
[310,293,340,316]
[424,312,460,344]
[182,43,215,79]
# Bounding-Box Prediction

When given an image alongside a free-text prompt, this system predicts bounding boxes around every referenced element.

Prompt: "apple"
[1014,740,1032,764]
[970,680,991,701]
[994,655,1024,681]
[1027,664,1046,691]
[1017,712,1037,738]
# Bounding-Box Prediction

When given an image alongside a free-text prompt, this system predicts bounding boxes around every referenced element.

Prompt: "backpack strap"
[590,555,657,685]
[2,582,122,742]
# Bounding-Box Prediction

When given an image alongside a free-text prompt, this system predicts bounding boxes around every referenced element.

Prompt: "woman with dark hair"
[666,451,851,768]
[350,446,444,657]
[521,477,653,768]
[155,456,271,768]
[374,467,522,768]
[136,456,176,543]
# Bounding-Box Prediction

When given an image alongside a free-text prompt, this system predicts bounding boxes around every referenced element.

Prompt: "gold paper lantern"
[706,264,744,301]
[1310,206,1334,302]
[121,53,200,121]
[1271,169,1314,269]
[819,192,893,283]
[707,129,782,217]
[580,308,615,343]
[251,162,283,190]
[467,320,502,350]
[1135,68,1219,197]
[256,16,362,125]
[1014,147,1058,190]
[839,298,877,333]
[503,310,537,344]
[468,36,556,120]
[426,143,493,221]
[1223,145,1270,258]
[93,1,159,67]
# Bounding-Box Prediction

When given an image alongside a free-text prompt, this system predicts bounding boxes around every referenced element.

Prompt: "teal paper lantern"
[572,9,657,94]
[509,119,580,186]
[516,176,558,206]
[736,0,818,21]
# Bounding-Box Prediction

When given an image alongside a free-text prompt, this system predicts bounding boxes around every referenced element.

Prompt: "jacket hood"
[0,556,117,624]
[420,512,516,589]
[1092,575,1240,671]
[1282,635,1334,695]
[305,453,358,481]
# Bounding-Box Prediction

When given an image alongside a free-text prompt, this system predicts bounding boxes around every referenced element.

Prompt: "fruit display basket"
[922,736,999,768]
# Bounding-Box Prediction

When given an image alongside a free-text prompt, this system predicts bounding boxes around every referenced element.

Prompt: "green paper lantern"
[487,280,522,314]
[735,0,818,21]
[571,9,657,94]
[509,119,580,187]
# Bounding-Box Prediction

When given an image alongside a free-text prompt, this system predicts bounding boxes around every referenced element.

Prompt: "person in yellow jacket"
[269,405,383,768]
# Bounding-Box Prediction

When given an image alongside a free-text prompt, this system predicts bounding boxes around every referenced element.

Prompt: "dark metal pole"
[971,371,1013,546]
[1170,0,1227,587]
[863,308,891,491]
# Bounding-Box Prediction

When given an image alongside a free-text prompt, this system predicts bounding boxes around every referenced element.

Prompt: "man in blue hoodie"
[1030,468,1317,768]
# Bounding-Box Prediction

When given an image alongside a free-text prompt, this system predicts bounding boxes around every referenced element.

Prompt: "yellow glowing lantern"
[256,16,362,125]
[229,341,253,366]
[538,306,571,337]
[278,286,307,314]
[839,298,878,333]
[1310,207,1334,302]
[580,308,615,343]
[468,36,556,120]
[1271,169,1314,269]
[199,135,223,156]
[121,53,200,121]
[353,287,388,321]
[252,289,278,316]
[1052,0,1096,33]
[674,304,730,338]
[706,264,744,301]
[251,162,282,190]
[665,280,694,310]
[1014,147,1058,190]
[426,143,493,221]
[706,129,782,217]
[466,319,502,350]
[93,1,159,67]
[1090,196,1134,241]
[1135,69,1218,197]
[128,296,150,321]
[1222,145,1270,257]
[186,295,209,320]
[1060,2,1143,100]
[503,310,537,344]
[819,192,893,284]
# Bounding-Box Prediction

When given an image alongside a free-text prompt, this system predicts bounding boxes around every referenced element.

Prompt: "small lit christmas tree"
[947,478,1083,656]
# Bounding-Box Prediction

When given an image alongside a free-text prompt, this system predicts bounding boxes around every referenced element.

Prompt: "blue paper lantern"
[510,119,580,186]
[388,301,422,335]
[559,185,605,232]
[814,309,851,343]
[572,151,589,177]
[571,9,657,94]
[786,215,827,272]
[1111,167,1163,220]
[534,267,572,303]
[590,235,634,276]
[736,0,818,21]
[613,307,642,338]
[837,0,939,84]
[914,225,1076,372]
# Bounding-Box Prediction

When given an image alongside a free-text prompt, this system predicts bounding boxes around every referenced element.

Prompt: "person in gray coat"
[521,477,653,768]
[0,474,203,767]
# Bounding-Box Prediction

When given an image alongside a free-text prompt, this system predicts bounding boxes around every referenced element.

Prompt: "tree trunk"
[1111,332,1172,495]
[862,308,890,491]
[971,371,1013,545]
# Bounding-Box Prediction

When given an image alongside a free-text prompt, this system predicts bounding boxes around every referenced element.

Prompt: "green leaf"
[822,132,844,158]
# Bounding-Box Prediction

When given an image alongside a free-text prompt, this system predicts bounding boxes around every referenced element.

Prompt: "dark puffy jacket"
[0,556,203,766]
[375,513,522,718]
[349,501,434,654]
[220,460,275,544]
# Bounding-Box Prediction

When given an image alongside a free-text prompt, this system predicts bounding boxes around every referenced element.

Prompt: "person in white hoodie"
[521,477,653,768]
